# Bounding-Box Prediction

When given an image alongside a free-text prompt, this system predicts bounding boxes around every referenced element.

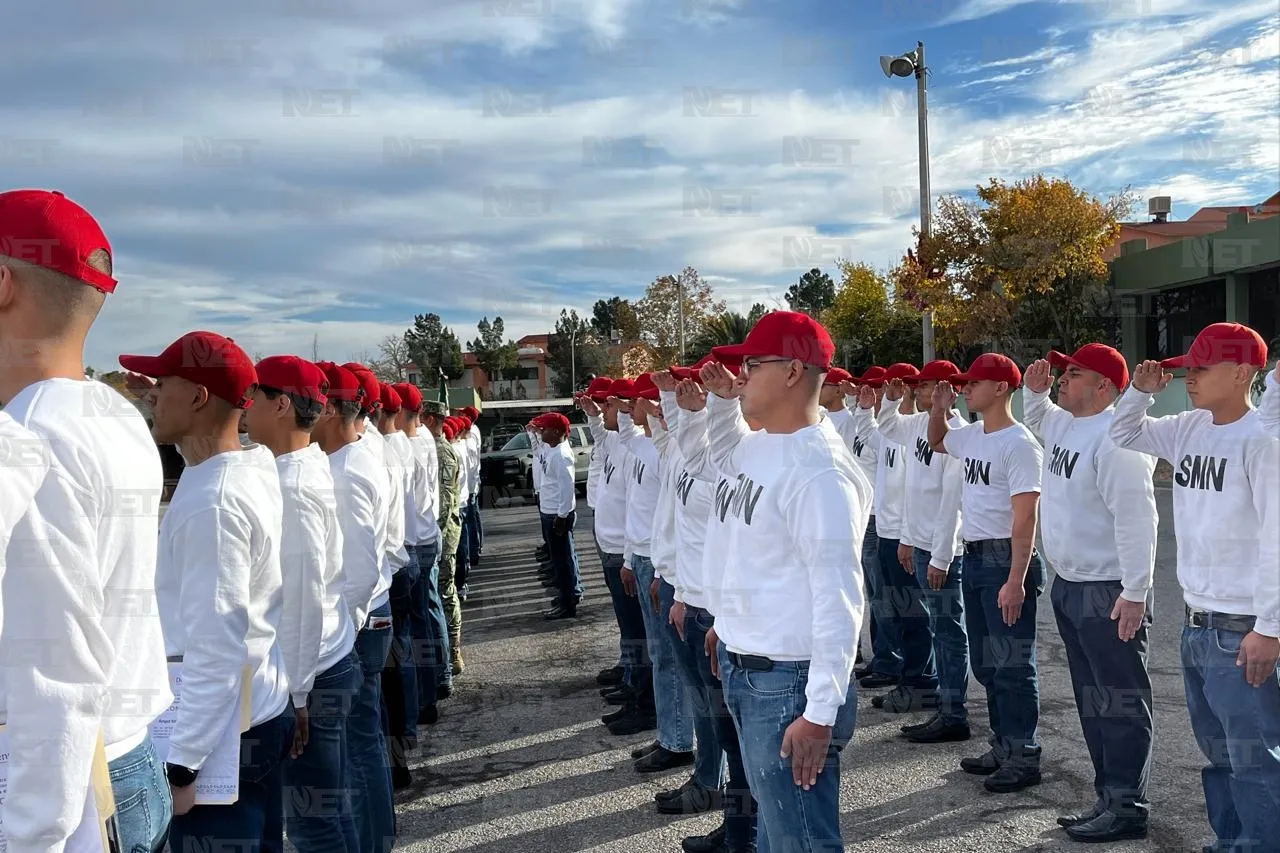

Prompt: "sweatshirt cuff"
[928,558,950,573]
[292,692,309,709]
[1253,618,1279,639]
[801,700,840,727]
[1119,587,1149,604]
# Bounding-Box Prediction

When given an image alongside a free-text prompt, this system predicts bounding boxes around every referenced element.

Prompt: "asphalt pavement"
[395,488,1216,853]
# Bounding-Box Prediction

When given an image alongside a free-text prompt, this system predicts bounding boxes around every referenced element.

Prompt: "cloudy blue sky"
[6,0,1276,369]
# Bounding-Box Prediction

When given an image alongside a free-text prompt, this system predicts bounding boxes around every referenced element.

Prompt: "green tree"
[369,334,410,385]
[468,316,519,382]
[590,296,642,344]
[823,261,922,369]
[785,268,836,317]
[404,313,465,381]
[636,266,726,365]
[547,309,609,396]
[687,304,770,361]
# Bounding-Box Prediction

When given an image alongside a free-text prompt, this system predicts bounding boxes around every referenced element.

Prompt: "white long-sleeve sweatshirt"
[537,440,576,517]
[941,420,1043,542]
[531,431,545,493]
[330,436,391,629]
[465,425,482,498]
[703,393,871,726]
[275,444,357,708]
[834,397,879,499]
[875,403,966,570]
[156,443,291,769]
[619,412,662,565]
[1021,388,1159,600]
[381,430,411,571]
[587,415,638,555]
[1,380,171,853]
[586,428,605,509]
[852,405,906,535]
[405,433,439,546]
[1261,370,1279,436]
[648,412,682,579]
[1110,387,1280,636]
[664,393,716,608]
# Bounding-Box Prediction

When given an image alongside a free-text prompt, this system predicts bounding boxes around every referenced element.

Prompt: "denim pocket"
[113,788,153,853]
[1212,628,1246,656]
[742,665,800,697]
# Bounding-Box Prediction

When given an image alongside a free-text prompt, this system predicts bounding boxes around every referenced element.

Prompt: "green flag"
[437,367,448,406]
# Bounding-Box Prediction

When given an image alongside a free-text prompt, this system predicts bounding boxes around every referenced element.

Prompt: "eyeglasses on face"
[741,357,793,375]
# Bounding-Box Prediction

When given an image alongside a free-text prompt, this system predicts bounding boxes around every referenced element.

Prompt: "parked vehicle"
[480,424,593,506]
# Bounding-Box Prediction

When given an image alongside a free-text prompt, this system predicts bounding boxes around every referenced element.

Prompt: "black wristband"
[165,763,198,787]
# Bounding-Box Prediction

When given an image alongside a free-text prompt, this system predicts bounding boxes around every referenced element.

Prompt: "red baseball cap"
[441,420,455,440]
[254,355,329,405]
[463,405,480,419]
[953,353,1023,389]
[608,378,635,399]
[823,367,853,386]
[903,360,960,385]
[884,363,921,382]
[379,384,402,414]
[0,190,117,294]
[855,366,888,387]
[668,365,695,381]
[1160,322,1268,370]
[392,382,423,411]
[340,363,381,412]
[532,412,571,432]
[1049,344,1129,391]
[585,376,614,401]
[119,331,257,409]
[315,361,364,403]
[631,373,660,400]
[712,311,835,369]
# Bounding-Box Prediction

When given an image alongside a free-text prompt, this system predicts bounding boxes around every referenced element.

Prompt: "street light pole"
[677,277,686,364]
[570,328,577,394]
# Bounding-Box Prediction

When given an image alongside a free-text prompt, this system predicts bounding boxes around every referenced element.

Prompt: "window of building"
[1144,279,1226,361]
[1247,267,1279,350]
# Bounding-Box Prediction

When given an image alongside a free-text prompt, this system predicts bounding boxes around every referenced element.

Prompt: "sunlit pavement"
[397,490,1212,853]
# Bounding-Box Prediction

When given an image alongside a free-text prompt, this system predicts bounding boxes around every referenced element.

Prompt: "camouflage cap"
[421,400,448,417]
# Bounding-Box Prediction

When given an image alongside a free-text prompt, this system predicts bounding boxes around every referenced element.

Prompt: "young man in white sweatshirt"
[246,355,361,853]
[120,331,293,850]
[1019,344,1159,842]
[580,377,625,686]
[582,385,655,735]
[875,362,970,738]
[0,190,173,853]
[313,362,395,853]
[1261,360,1279,435]
[1109,322,1279,853]
[701,310,871,852]
[927,353,1046,794]
[851,364,918,691]
[532,412,583,620]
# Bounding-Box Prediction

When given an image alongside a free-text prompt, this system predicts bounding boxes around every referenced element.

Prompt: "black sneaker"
[983,763,1041,793]
[960,749,1002,776]
[904,716,971,744]
[634,745,695,774]
[606,707,657,736]
[602,685,638,706]
[602,705,632,725]
[1056,806,1102,828]
[858,672,900,689]
[597,665,625,686]
[633,740,662,760]
[1063,811,1147,843]
[901,713,940,735]
[543,605,577,620]
[872,685,939,713]
[655,779,723,815]
[681,823,727,853]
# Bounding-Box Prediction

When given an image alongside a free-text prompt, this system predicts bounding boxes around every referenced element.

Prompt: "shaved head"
[1,250,110,335]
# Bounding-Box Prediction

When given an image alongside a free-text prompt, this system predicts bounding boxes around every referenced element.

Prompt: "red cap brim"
[1159,356,1193,369]
[118,354,170,379]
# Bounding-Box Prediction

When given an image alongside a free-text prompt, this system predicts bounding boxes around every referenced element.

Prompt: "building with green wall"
[1111,210,1280,415]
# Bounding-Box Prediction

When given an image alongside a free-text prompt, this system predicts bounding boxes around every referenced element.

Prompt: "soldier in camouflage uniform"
[425,401,465,679]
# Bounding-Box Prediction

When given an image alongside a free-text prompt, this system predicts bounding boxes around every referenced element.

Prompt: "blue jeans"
[285,650,361,853]
[861,516,878,660]
[882,541,936,690]
[915,548,968,723]
[410,541,450,707]
[631,556,692,750]
[349,604,395,853]
[962,539,1045,766]
[720,651,857,853]
[466,496,482,562]
[682,607,756,851]
[1181,624,1280,853]
[455,509,473,589]
[601,550,649,691]
[384,549,421,751]
[868,531,905,678]
[659,582,720,789]
[540,511,583,608]
[108,734,171,853]
[169,712,294,853]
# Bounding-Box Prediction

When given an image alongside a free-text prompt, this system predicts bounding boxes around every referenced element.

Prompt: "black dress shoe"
[606,707,657,736]
[1064,811,1147,842]
[634,745,695,774]
[391,766,413,791]
[854,663,874,679]
[597,665,625,686]
[1056,807,1102,828]
[544,605,577,620]
[602,704,632,724]
[437,684,452,701]
[960,750,1002,776]
[904,716,971,744]
[858,672,900,689]
[655,779,723,815]
[901,713,939,735]
[681,823,726,853]
[872,685,939,713]
[632,740,662,760]
[602,685,637,705]
[983,763,1041,793]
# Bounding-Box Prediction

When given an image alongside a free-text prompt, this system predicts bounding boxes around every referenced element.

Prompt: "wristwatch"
[165,763,199,787]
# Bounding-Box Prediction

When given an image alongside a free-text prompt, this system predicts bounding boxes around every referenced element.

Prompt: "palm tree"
[688,305,770,361]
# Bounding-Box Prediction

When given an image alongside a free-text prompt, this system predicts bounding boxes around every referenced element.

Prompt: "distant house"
[403,334,560,404]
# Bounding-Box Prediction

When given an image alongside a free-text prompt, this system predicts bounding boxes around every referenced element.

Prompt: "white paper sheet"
[147,662,242,805]
[0,728,112,853]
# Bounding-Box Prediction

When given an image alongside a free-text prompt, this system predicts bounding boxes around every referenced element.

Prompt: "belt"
[1186,607,1256,633]
[727,652,774,672]
[963,538,1011,554]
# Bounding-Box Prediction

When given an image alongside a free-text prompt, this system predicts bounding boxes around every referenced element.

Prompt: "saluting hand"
[652,371,677,393]
[932,380,957,413]
[884,378,906,402]
[1024,359,1053,394]
[580,396,601,417]
[675,379,707,412]
[837,379,858,399]
[857,385,876,410]
[699,362,737,398]
[1131,360,1172,394]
